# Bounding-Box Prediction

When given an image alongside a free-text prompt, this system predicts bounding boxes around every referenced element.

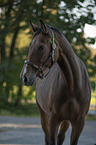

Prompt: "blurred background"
[0,0,96,117]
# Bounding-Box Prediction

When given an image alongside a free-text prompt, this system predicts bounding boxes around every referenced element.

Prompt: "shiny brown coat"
[20,20,91,145]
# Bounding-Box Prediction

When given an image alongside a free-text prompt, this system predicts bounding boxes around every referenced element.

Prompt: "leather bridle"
[24,28,56,79]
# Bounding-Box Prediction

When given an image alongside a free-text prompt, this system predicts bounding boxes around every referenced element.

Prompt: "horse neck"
[55,32,81,89]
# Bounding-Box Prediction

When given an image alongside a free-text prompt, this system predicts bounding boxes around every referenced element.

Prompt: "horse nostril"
[24,75,28,84]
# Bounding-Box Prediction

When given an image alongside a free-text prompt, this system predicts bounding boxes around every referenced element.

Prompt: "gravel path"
[0,116,96,145]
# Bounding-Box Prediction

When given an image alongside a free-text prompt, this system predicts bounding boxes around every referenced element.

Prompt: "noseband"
[24,28,56,79]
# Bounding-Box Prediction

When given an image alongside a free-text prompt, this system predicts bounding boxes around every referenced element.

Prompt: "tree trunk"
[1,1,13,62]
[0,39,5,62]
[14,83,22,106]
[10,27,20,58]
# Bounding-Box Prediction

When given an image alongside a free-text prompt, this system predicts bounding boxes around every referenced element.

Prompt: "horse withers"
[20,20,91,145]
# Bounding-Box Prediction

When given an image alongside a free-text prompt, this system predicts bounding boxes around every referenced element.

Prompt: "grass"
[86,115,96,121]
[0,102,96,121]
[0,103,39,117]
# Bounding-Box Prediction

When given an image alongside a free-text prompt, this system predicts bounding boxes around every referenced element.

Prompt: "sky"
[59,0,96,49]
[84,24,96,49]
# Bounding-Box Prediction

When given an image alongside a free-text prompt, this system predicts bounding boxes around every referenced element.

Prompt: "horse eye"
[38,46,44,51]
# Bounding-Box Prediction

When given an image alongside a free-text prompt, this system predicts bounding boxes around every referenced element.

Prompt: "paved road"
[0,116,96,145]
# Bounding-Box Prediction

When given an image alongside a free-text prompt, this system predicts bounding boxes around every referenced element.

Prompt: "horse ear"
[29,21,40,32]
[40,19,48,34]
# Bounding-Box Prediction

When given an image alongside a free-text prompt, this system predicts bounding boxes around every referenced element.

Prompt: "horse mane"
[47,25,63,37]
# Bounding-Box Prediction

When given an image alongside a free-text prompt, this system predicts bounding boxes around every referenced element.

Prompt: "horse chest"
[36,76,70,115]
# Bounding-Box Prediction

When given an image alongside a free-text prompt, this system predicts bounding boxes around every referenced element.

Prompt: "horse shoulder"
[36,63,66,115]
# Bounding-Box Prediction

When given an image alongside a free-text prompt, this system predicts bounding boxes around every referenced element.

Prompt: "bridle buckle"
[52,43,56,50]
[52,42,56,62]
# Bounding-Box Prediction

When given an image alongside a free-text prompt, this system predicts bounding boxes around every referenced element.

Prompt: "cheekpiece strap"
[50,29,56,62]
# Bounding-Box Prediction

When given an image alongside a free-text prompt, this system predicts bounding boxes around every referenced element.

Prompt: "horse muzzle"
[20,66,36,86]
[22,74,36,86]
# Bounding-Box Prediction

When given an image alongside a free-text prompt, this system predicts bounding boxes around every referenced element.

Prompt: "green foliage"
[86,115,96,121]
[90,55,96,77]
[0,0,96,107]
[0,102,39,117]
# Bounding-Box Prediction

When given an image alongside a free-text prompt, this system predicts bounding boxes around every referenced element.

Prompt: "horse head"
[20,20,59,86]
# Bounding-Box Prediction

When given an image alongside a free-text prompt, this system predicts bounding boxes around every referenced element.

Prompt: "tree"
[0,0,96,104]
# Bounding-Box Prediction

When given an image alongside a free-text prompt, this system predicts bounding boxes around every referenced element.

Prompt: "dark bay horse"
[20,20,91,145]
